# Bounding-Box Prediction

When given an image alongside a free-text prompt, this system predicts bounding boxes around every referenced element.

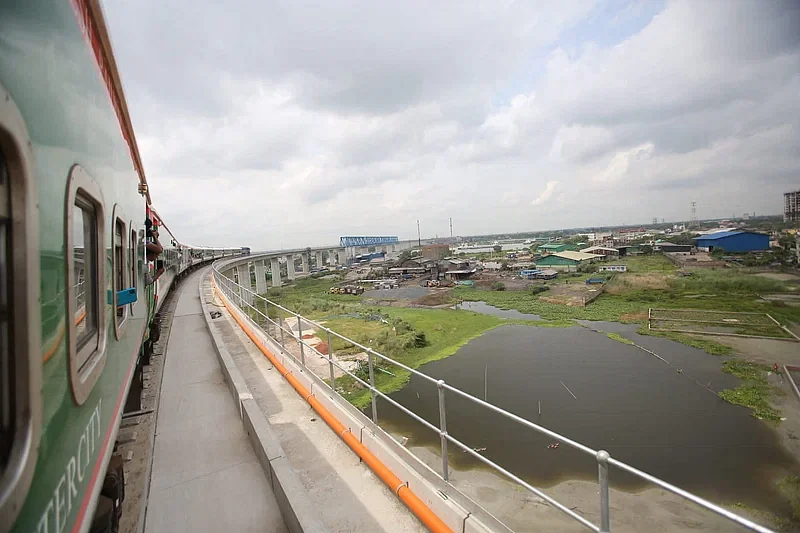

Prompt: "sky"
[103,0,800,249]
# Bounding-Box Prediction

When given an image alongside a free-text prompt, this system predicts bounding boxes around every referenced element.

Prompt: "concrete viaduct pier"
[232,238,423,297]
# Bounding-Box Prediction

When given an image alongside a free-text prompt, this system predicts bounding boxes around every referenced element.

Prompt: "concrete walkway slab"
[145,269,288,533]
[202,276,426,533]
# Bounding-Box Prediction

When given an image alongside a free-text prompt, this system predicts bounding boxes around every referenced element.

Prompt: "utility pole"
[449,217,453,238]
[417,219,421,248]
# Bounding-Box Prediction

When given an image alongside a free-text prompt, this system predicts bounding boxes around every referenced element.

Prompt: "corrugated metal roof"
[581,246,619,253]
[552,251,599,261]
[693,230,749,240]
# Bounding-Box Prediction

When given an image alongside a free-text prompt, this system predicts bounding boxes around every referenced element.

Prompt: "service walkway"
[144,268,288,533]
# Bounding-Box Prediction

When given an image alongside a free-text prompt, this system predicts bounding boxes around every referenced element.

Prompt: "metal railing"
[212,257,774,533]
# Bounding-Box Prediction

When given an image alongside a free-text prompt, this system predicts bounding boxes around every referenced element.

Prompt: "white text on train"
[36,399,102,533]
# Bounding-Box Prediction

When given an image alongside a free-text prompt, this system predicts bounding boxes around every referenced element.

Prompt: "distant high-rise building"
[785,190,800,223]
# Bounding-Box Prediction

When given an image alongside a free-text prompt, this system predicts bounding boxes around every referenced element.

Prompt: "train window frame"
[65,165,107,406]
[112,206,128,338]
[129,221,137,315]
[0,84,41,531]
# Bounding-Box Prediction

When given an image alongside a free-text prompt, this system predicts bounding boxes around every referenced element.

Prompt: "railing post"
[327,328,336,391]
[278,308,285,353]
[597,450,610,533]
[297,313,305,368]
[437,380,449,481]
[368,349,378,424]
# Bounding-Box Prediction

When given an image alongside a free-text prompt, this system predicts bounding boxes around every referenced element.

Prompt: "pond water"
[377,323,798,515]
[453,300,542,321]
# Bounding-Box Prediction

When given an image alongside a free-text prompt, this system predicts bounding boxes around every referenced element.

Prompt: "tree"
[775,234,798,264]
[493,244,502,253]
[671,233,700,246]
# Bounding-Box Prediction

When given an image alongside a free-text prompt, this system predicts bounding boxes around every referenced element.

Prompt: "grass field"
[454,255,800,327]
[249,257,797,419]
[648,308,792,339]
[332,308,507,407]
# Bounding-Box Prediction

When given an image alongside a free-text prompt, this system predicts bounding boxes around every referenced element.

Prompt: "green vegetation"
[718,360,781,421]
[730,503,792,532]
[606,332,634,345]
[262,277,362,319]
[455,255,800,327]
[777,476,800,522]
[453,287,647,322]
[637,328,733,356]
[335,308,505,407]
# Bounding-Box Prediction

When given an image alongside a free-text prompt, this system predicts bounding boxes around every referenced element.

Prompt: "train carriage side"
[1,1,154,532]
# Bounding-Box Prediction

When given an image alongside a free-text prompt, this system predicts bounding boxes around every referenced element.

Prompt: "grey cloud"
[101,0,800,249]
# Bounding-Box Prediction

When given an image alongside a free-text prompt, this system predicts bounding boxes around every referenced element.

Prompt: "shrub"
[531,285,550,295]
[491,281,506,291]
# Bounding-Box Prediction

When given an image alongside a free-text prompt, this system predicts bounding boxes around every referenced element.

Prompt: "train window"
[0,86,41,529]
[130,225,137,313]
[112,212,128,337]
[66,166,106,405]
[73,199,99,354]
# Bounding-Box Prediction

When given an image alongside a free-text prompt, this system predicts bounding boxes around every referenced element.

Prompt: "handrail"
[211,255,775,533]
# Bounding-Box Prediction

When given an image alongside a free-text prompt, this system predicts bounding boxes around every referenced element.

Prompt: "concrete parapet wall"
[199,274,326,533]
[212,270,512,533]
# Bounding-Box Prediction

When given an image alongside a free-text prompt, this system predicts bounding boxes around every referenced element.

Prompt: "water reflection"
[454,300,542,321]
[379,324,798,514]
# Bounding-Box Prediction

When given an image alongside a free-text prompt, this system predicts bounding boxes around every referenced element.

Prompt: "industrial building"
[421,244,450,260]
[615,245,642,257]
[654,242,692,253]
[786,190,800,223]
[693,231,769,253]
[535,251,600,270]
[538,243,577,254]
[580,246,620,257]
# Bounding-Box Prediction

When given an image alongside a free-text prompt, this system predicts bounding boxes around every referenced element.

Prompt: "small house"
[536,269,558,280]
[598,265,628,272]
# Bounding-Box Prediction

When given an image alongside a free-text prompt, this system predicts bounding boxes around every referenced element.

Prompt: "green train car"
[0,1,240,531]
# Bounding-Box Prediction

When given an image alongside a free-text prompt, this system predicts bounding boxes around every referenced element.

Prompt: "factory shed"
[693,231,769,253]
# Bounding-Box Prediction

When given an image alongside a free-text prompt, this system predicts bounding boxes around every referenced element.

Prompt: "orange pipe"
[214,281,453,533]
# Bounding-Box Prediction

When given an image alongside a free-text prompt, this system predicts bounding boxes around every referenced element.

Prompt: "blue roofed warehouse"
[693,231,769,253]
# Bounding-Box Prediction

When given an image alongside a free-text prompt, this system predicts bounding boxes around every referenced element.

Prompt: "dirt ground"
[755,272,800,282]
[472,272,535,291]
[539,281,602,306]
[405,445,767,533]
[704,334,800,484]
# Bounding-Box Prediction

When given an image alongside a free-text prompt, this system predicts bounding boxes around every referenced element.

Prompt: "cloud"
[532,181,560,206]
[101,0,800,249]
[594,143,654,184]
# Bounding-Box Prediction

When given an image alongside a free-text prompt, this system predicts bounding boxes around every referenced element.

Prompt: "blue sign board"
[340,236,399,247]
